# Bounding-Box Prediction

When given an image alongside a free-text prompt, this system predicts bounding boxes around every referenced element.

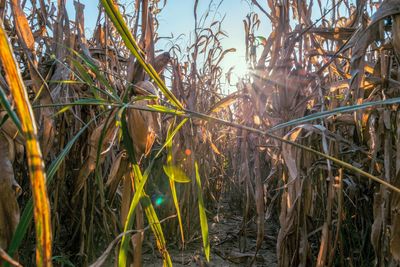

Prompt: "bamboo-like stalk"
[0,20,52,267]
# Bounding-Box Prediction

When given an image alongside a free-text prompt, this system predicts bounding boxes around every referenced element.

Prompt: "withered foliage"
[0,113,21,251]
[238,0,400,266]
[0,0,400,266]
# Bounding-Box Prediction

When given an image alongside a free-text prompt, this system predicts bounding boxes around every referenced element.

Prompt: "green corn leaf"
[68,48,120,102]
[155,118,188,158]
[0,85,22,133]
[119,109,172,266]
[147,104,185,115]
[141,195,172,267]
[48,80,86,84]
[118,163,144,267]
[0,20,52,266]
[168,178,185,245]
[163,165,191,183]
[100,0,184,110]
[165,119,187,244]
[54,98,110,116]
[132,95,159,102]
[118,107,139,267]
[7,111,110,258]
[70,57,117,101]
[70,58,95,87]
[195,162,210,262]
[0,112,9,128]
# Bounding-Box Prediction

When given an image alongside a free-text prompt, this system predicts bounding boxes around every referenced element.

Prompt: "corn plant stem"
[89,215,177,267]
[0,247,22,267]
[0,19,52,267]
[100,0,183,110]
[7,110,111,259]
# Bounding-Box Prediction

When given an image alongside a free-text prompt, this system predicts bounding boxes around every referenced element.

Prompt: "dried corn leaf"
[127,82,159,159]
[0,20,52,266]
[0,112,23,144]
[208,92,241,114]
[106,151,129,201]
[390,172,400,261]
[0,133,19,250]
[73,114,117,196]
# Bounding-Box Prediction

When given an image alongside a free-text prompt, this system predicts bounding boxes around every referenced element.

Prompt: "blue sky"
[64,0,357,91]
[17,0,359,96]
[155,0,270,78]
[65,0,272,86]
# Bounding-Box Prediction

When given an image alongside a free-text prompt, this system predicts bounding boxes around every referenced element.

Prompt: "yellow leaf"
[163,165,191,183]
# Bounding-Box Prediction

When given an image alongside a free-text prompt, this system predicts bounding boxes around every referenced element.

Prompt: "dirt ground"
[143,200,278,267]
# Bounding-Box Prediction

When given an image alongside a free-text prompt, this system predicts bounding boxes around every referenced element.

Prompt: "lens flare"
[151,193,165,207]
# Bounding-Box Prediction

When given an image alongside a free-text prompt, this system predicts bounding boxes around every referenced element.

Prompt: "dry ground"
[143,199,278,267]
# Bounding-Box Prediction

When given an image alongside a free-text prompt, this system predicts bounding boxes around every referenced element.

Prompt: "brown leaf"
[0,133,19,250]
[10,0,35,52]
[371,193,383,260]
[393,15,400,60]
[127,81,160,160]
[0,112,24,144]
[282,128,302,181]
[208,92,241,114]
[0,247,22,267]
[390,172,400,261]
[106,151,129,201]
[154,52,171,74]
[73,113,117,197]
[316,223,329,267]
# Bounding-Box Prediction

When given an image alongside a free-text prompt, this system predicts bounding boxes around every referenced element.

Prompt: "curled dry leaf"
[371,191,383,262]
[390,172,400,261]
[154,52,171,74]
[73,113,117,197]
[10,0,55,159]
[0,132,19,250]
[281,128,302,181]
[207,92,242,114]
[0,112,24,145]
[0,247,22,267]
[393,15,400,60]
[127,81,160,160]
[105,151,129,201]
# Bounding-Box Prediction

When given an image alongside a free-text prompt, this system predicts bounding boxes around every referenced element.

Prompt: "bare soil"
[143,200,278,267]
